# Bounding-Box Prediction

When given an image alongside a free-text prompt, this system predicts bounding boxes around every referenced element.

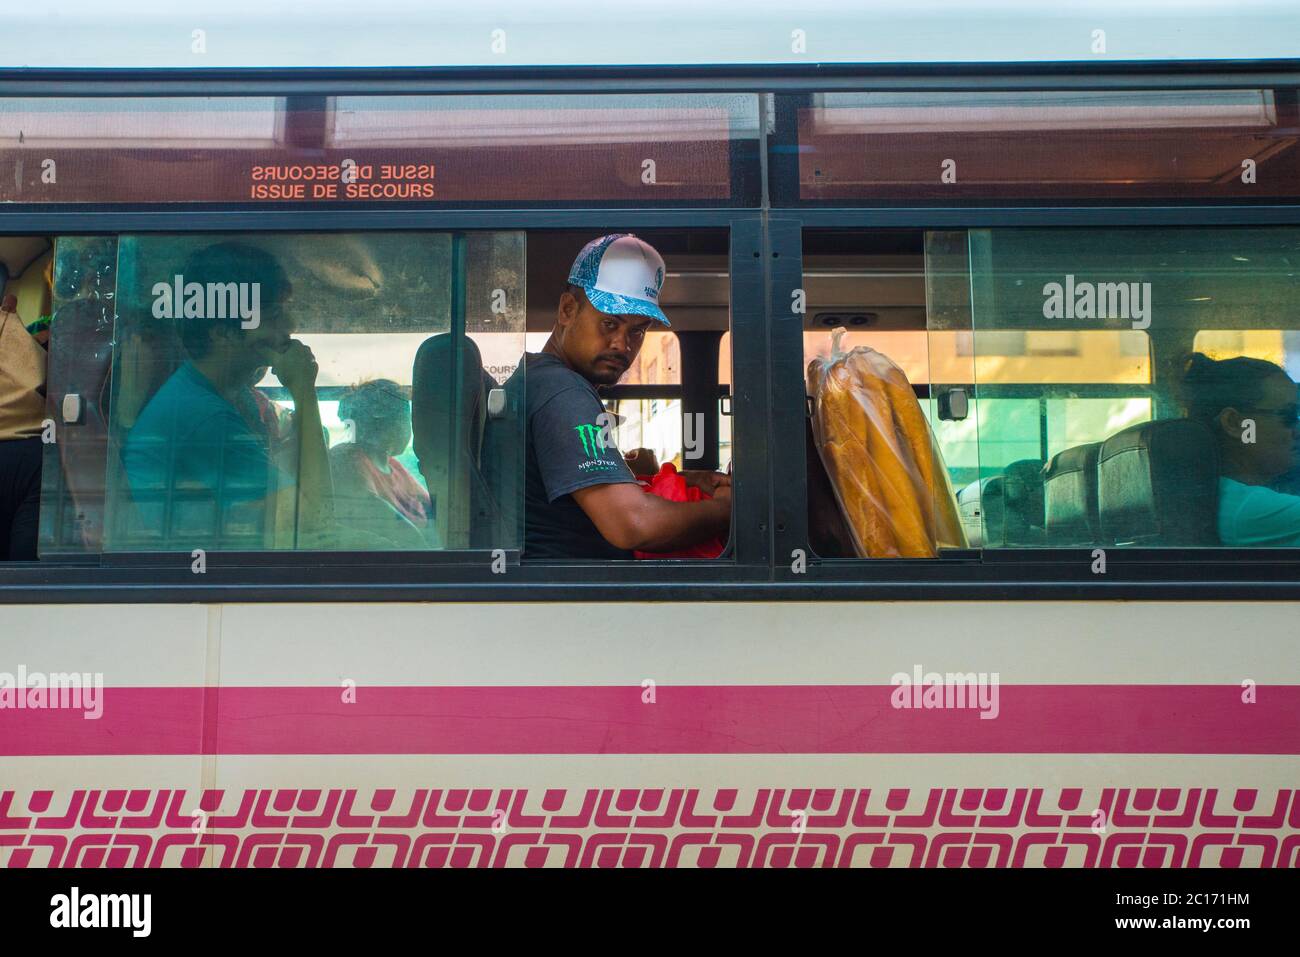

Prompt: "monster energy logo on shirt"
[574,423,607,458]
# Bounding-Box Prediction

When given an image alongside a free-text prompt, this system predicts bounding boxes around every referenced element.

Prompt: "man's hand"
[269,340,319,399]
[572,481,731,553]
[680,470,731,497]
[624,447,660,477]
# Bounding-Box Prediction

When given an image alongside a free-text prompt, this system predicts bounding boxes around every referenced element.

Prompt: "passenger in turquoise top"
[1181,352,1300,547]
[122,243,334,549]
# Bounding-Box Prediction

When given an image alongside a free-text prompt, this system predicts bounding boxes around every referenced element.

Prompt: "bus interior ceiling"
[802,230,928,336]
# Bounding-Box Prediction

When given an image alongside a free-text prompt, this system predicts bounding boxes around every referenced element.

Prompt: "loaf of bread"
[808,337,967,557]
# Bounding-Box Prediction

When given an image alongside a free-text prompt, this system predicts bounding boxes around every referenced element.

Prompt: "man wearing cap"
[520,234,731,559]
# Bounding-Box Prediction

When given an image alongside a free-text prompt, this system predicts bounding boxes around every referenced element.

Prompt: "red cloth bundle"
[633,462,725,559]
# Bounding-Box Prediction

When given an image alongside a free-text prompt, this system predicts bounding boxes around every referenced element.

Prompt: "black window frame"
[3,63,1300,602]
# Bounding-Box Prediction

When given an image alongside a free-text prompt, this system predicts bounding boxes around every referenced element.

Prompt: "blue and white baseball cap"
[568,233,669,326]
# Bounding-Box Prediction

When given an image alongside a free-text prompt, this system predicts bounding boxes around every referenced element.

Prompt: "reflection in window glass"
[88,231,524,553]
[0,94,759,206]
[793,89,1300,204]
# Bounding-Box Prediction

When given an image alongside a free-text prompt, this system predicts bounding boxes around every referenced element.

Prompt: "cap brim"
[582,286,670,326]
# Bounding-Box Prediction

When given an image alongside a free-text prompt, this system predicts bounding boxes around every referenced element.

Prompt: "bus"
[1,1,1298,878]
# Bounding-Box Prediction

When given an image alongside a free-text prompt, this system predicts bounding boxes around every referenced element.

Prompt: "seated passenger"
[1182,351,1300,547]
[122,243,332,549]
[0,293,46,560]
[330,378,430,547]
[515,234,730,559]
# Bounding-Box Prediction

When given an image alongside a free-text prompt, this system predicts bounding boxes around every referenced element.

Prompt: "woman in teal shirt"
[1182,352,1300,547]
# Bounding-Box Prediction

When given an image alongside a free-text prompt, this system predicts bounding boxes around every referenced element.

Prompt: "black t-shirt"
[521,352,638,559]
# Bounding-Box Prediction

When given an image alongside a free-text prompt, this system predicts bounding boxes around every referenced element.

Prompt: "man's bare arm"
[271,340,335,543]
[570,482,730,553]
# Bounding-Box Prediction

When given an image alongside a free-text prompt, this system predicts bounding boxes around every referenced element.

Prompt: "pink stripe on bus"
[0,685,1296,756]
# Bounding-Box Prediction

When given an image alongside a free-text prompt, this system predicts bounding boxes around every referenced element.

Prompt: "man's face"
[555,290,655,386]
[211,300,297,375]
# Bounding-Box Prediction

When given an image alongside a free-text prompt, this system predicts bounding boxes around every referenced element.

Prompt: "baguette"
[827,356,933,558]
[860,348,967,549]
[811,357,894,556]
[820,438,899,557]
[809,341,966,557]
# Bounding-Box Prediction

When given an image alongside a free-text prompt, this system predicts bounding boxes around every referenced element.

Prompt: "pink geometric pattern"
[2,786,1297,867]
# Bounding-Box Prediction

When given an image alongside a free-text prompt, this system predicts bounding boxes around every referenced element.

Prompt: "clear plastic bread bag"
[807,329,967,558]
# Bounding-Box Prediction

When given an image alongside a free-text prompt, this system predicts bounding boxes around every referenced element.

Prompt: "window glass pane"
[800,226,1269,557]
[79,231,525,553]
[37,236,117,558]
[962,226,1300,548]
[803,230,968,558]
[518,229,730,559]
[783,89,1300,205]
[0,94,760,206]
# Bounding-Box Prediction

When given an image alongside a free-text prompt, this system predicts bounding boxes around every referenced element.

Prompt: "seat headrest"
[411,333,488,468]
[980,475,1006,547]
[999,458,1046,545]
[1044,442,1101,545]
[1097,419,1219,546]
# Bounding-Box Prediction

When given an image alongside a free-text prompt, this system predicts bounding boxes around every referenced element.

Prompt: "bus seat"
[979,475,1007,546]
[805,418,856,558]
[411,333,514,549]
[98,318,182,550]
[1097,419,1219,547]
[1044,442,1102,545]
[1001,458,1046,545]
[956,478,986,547]
[965,460,1044,548]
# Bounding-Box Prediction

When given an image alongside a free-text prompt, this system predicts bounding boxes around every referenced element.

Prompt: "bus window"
[54,231,527,555]
[0,94,760,207]
[961,226,1300,549]
[802,230,971,558]
[800,229,1166,556]
[785,89,1300,205]
[519,229,732,560]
